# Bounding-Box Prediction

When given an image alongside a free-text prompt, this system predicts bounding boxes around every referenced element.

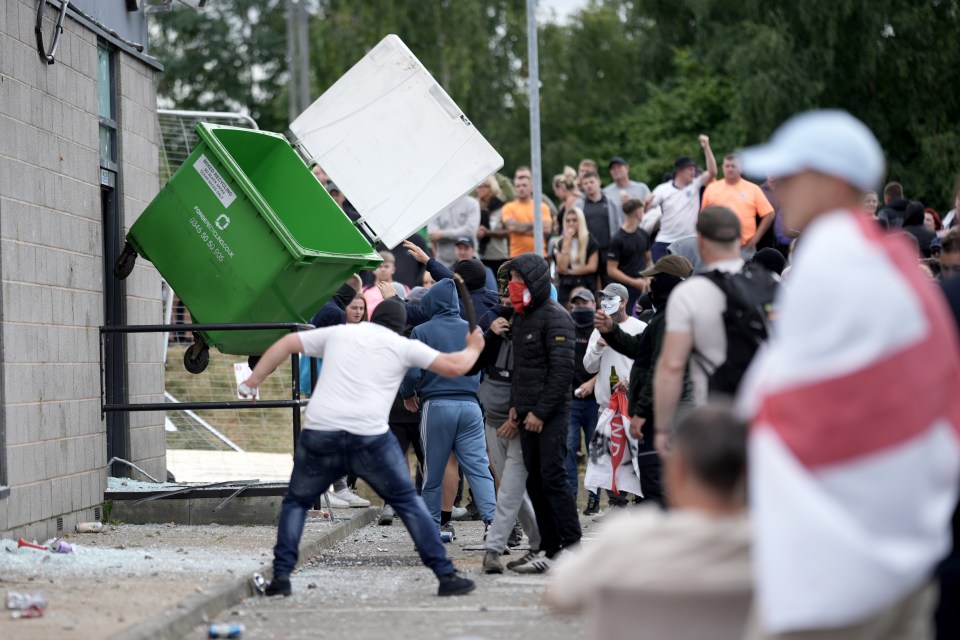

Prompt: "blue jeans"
[651,240,671,263]
[566,396,599,497]
[273,429,454,579]
[420,398,497,525]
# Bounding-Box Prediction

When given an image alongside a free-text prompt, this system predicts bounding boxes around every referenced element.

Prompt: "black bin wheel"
[247,355,261,370]
[114,242,138,280]
[183,341,210,374]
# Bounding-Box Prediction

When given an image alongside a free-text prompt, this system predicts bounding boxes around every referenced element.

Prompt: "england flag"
[740,210,960,634]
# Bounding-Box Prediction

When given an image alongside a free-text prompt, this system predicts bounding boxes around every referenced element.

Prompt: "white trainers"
[332,487,371,508]
[507,551,554,573]
[323,492,350,509]
[450,505,468,520]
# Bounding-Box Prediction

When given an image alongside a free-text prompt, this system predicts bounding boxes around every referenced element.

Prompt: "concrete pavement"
[189,518,585,640]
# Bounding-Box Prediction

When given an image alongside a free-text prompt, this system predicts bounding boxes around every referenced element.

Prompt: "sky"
[538,0,587,23]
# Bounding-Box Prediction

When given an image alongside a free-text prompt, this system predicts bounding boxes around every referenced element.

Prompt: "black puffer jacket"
[508,253,575,421]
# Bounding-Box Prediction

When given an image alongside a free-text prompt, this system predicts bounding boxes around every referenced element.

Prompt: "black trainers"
[265,575,291,597]
[506,549,539,571]
[507,521,524,547]
[438,571,476,596]
[464,500,481,521]
[583,493,600,516]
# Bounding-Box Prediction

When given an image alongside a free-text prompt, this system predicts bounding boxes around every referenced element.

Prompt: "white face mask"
[601,296,621,316]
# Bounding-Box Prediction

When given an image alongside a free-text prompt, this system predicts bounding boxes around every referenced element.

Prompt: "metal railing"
[99,322,316,447]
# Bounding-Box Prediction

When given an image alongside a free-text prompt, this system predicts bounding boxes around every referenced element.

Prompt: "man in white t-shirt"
[239,298,483,598]
[653,206,742,453]
[584,283,648,507]
[646,135,718,262]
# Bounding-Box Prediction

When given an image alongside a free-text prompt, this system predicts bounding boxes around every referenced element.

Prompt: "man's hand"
[403,240,430,264]
[466,327,485,351]
[655,430,670,456]
[744,235,759,250]
[575,376,596,399]
[238,379,258,400]
[597,336,608,348]
[594,310,613,333]
[378,281,396,299]
[403,395,420,412]
[524,412,544,433]
[620,190,630,204]
[428,230,444,243]
[477,225,489,239]
[699,134,710,148]
[629,415,645,440]
[497,419,519,440]
[490,317,510,336]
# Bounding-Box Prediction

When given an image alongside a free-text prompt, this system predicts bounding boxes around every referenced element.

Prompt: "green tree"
[149,0,289,132]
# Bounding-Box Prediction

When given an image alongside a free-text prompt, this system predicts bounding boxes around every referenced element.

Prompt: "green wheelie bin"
[115,123,382,373]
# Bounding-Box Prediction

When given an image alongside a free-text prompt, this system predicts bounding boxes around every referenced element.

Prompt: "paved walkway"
[2,509,593,639]
[191,518,584,640]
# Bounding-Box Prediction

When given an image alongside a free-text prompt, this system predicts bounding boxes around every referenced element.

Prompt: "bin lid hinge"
[354,218,380,246]
[286,129,316,168]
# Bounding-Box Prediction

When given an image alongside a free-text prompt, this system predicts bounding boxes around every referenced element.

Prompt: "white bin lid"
[289,34,504,249]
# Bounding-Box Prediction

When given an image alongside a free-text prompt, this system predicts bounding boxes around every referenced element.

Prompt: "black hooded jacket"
[508,253,575,420]
[310,283,356,328]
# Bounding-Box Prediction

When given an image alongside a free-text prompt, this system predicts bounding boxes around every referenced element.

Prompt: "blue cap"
[739,110,885,192]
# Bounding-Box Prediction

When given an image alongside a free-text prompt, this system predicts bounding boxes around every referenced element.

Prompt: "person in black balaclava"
[399,241,500,330]
[593,255,695,507]
[566,287,602,514]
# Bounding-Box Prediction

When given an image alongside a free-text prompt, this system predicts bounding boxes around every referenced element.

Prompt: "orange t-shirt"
[701,178,774,244]
[501,200,552,257]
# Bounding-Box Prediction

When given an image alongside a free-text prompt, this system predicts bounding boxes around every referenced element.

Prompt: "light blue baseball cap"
[739,110,885,192]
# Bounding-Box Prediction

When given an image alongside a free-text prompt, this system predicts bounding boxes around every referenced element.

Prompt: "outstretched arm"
[240,333,304,395]
[427,328,485,377]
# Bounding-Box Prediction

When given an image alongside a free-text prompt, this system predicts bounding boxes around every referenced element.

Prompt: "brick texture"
[1,0,163,540]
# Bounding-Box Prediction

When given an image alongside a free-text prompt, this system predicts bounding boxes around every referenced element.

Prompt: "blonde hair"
[479,175,504,201]
[553,172,576,192]
[564,208,590,265]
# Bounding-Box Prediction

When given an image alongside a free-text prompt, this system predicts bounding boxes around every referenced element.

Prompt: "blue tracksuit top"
[400,278,480,402]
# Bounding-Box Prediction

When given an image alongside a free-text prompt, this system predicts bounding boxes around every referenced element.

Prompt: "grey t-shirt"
[604,180,651,230]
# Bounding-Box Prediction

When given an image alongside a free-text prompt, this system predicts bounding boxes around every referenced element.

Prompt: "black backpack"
[694,263,779,396]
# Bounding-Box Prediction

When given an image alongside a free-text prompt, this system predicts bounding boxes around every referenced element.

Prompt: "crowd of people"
[242,110,960,640]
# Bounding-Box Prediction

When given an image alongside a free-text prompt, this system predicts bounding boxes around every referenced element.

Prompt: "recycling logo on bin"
[215,214,230,231]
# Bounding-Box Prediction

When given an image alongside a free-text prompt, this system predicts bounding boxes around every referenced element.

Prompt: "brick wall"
[0,0,163,541]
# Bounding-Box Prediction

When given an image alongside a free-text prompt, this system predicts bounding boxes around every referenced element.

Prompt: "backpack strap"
[688,270,730,377]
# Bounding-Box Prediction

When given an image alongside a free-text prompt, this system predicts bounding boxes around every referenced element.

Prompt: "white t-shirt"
[648,173,712,244]
[584,316,647,408]
[664,258,744,406]
[299,323,440,436]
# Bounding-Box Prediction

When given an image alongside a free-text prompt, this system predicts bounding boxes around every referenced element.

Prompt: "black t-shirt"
[555,235,600,287]
[607,227,651,278]
[582,196,611,248]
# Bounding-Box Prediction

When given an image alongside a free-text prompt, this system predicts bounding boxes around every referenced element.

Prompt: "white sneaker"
[450,506,468,520]
[332,487,371,508]
[510,550,555,574]
[324,492,350,509]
